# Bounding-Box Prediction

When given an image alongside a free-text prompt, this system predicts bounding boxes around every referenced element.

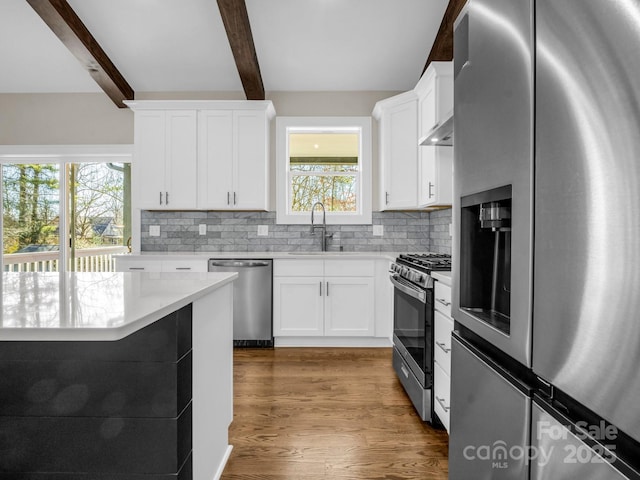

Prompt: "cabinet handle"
[386,191,390,205]
[436,396,450,412]
[175,267,192,271]
[429,182,434,198]
[326,282,329,296]
[400,365,410,378]
[436,341,451,354]
[227,192,230,205]
[159,191,162,205]
[128,267,145,271]
[234,192,237,205]
[436,298,451,307]
[319,281,323,296]
[165,192,169,205]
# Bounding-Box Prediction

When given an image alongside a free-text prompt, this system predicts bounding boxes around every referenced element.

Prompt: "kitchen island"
[0,271,237,480]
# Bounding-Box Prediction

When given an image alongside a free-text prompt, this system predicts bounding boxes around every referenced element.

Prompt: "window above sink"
[276,116,372,225]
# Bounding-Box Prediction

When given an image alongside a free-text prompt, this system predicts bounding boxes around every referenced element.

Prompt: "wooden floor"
[221,348,449,480]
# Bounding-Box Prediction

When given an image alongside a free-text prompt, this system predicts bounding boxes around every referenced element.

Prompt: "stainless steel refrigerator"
[450,0,640,478]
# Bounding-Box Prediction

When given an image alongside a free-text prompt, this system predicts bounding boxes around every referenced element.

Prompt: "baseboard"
[274,337,392,347]
[212,445,233,480]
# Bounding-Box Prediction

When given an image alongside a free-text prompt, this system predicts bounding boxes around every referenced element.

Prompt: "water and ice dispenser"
[459,185,512,334]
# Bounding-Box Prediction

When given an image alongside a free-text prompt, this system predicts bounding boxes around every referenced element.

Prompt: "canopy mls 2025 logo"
[462,420,618,469]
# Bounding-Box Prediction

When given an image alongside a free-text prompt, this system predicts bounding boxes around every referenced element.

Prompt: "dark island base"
[0,454,191,480]
[0,305,193,479]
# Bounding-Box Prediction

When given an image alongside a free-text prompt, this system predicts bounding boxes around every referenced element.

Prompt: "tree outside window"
[2,161,130,272]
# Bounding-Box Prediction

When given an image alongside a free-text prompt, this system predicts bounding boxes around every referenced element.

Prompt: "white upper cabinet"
[133,110,198,210]
[198,107,273,210]
[373,91,419,210]
[415,62,454,207]
[126,100,274,212]
[197,110,234,209]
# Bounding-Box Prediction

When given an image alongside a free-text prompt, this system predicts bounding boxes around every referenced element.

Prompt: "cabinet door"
[197,110,234,209]
[433,362,451,432]
[324,277,375,336]
[134,111,166,209]
[419,78,437,138]
[273,277,324,336]
[165,110,197,209]
[161,259,208,272]
[115,258,162,272]
[434,310,454,374]
[419,145,453,207]
[234,110,268,210]
[382,100,418,209]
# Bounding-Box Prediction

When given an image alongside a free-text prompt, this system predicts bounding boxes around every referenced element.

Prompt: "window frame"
[0,145,133,271]
[276,117,372,225]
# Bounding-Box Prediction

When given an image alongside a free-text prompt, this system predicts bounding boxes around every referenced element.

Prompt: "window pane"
[289,132,359,174]
[290,175,357,212]
[290,162,358,173]
[2,164,60,272]
[68,163,130,272]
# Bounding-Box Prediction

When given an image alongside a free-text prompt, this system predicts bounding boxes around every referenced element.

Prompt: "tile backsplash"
[141,209,452,254]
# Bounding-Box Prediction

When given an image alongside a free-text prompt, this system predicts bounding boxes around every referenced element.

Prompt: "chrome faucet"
[310,201,333,251]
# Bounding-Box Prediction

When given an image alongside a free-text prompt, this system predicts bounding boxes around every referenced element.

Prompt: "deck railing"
[3,246,128,272]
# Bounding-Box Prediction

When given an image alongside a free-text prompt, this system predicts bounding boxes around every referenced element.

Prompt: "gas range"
[390,253,452,289]
[390,252,452,423]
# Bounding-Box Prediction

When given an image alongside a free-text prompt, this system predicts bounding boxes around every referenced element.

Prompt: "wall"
[0,93,133,145]
[140,208,452,254]
[0,90,453,253]
[0,90,396,207]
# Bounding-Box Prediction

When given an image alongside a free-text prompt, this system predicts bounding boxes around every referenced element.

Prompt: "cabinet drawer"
[273,259,323,277]
[162,260,207,272]
[434,310,454,375]
[434,361,451,433]
[116,259,162,272]
[434,281,452,316]
[324,260,374,277]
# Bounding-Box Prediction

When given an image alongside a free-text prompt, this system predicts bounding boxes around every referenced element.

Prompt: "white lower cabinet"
[273,259,376,338]
[115,257,207,273]
[324,277,375,336]
[434,361,451,432]
[273,277,325,336]
[433,279,453,432]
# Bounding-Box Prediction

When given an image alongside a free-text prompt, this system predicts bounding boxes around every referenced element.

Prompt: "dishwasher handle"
[209,259,271,268]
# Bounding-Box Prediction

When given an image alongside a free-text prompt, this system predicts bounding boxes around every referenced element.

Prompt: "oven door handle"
[390,275,427,304]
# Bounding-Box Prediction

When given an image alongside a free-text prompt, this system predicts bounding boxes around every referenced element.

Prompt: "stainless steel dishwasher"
[208,259,273,347]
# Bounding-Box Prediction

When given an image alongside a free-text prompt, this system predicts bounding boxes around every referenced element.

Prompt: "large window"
[276,117,372,224]
[0,146,132,272]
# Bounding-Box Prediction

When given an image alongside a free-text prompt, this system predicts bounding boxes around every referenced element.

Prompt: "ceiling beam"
[422,0,467,74]
[217,0,265,100]
[27,0,134,108]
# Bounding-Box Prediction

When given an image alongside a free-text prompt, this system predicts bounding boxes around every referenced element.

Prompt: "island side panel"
[0,305,193,478]
[192,283,234,479]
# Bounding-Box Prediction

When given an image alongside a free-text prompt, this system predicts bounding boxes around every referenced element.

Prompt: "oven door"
[391,275,432,387]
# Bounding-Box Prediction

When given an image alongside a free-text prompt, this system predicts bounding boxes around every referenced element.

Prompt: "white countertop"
[117,251,398,261]
[431,270,452,286]
[0,272,237,342]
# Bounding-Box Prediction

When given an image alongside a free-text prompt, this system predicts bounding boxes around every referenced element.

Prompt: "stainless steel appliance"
[208,259,273,347]
[390,253,452,422]
[450,0,640,478]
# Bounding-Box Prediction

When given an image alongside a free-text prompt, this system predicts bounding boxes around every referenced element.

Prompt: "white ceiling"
[0,0,448,95]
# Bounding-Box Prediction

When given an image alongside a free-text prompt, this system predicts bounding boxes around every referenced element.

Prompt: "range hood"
[419,111,453,146]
